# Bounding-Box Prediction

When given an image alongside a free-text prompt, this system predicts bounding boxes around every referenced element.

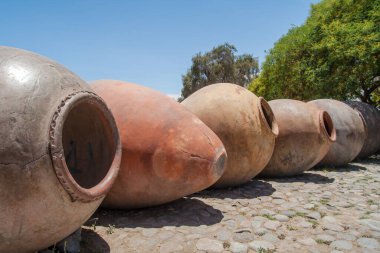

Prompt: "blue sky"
[0,0,319,95]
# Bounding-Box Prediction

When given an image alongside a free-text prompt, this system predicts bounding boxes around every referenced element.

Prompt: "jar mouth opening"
[320,110,336,142]
[258,97,279,136]
[49,92,121,202]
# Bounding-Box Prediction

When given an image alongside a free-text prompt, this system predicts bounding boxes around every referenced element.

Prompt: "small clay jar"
[259,99,336,177]
[345,101,380,158]
[92,80,227,209]
[181,83,278,187]
[308,99,366,166]
[0,47,121,253]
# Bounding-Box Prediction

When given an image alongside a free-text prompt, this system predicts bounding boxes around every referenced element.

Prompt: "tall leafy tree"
[180,43,258,101]
[249,0,380,107]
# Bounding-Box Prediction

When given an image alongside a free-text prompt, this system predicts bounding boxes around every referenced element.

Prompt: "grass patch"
[262,214,276,220]
[106,224,116,235]
[309,220,319,229]
[316,239,331,245]
[295,212,306,217]
[319,199,329,205]
[367,199,375,205]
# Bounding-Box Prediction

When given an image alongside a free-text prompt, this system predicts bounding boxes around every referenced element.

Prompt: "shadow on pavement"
[312,163,367,172]
[87,197,223,229]
[355,155,380,166]
[80,228,110,253]
[266,171,335,184]
[194,180,275,199]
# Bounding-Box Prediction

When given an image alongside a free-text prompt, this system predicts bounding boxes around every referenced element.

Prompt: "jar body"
[260,99,336,177]
[345,101,380,158]
[308,99,366,166]
[92,80,227,209]
[182,83,278,187]
[0,47,121,253]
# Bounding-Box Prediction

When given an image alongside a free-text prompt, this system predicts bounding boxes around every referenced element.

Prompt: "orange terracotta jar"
[92,80,227,209]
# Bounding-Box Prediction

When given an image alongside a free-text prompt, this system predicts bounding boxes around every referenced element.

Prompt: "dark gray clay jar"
[0,46,121,253]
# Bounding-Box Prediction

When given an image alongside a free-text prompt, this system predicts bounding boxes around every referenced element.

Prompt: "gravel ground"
[79,155,380,253]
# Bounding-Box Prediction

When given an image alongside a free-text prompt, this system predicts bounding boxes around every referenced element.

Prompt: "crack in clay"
[0,153,49,169]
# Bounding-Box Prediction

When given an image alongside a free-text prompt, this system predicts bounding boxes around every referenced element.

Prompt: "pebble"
[233,231,254,243]
[159,241,183,253]
[316,234,335,243]
[307,212,321,220]
[330,240,353,250]
[357,237,380,249]
[248,240,275,251]
[215,229,232,241]
[229,242,248,253]
[264,220,281,230]
[196,238,224,253]
[281,210,296,217]
[298,238,316,246]
[359,219,380,232]
[274,214,289,222]
[254,227,268,236]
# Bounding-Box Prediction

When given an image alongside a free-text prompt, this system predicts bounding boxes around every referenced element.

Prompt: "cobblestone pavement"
[81,155,380,253]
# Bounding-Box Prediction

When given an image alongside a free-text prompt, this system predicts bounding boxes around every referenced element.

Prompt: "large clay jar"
[308,99,366,166]
[0,47,121,253]
[92,80,227,209]
[345,101,380,158]
[259,99,336,177]
[181,83,278,188]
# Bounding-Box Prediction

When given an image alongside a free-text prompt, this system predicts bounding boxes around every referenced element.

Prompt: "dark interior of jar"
[322,111,334,139]
[62,102,116,189]
[260,98,279,136]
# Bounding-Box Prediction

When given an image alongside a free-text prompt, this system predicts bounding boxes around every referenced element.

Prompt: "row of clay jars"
[0,47,122,253]
[0,47,228,252]
[345,101,380,158]
[260,99,366,176]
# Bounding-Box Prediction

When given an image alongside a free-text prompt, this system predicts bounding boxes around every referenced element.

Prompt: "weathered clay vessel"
[92,80,227,209]
[308,99,366,166]
[259,99,336,177]
[345,101,380,158]
[0,47,121,253]
[181,83,278,187]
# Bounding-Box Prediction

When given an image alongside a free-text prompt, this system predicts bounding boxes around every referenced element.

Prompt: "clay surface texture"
[92,80,227,209]
[345,101,380,158]
[308,99,366,166]
[182,83,278,187]
[0,47,121,253]
[260,99,336,177]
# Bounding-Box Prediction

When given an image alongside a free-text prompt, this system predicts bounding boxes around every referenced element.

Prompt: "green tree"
[179,43,259,101]
[249,0,380,107]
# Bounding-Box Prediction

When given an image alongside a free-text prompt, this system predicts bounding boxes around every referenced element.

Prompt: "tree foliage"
[179,43,259,101]
[249,0,380,106]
